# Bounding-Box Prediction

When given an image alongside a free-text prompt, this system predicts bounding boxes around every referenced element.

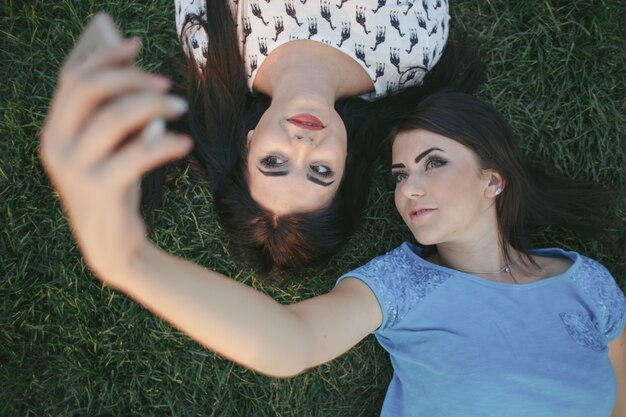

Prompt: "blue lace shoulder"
[338,245,450,331]
[569,256,626,340]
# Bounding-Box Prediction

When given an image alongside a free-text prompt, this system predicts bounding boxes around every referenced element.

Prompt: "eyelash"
[424,156,447,170]
[390,171,408,184]
[390,156,448,184]
[311,164,334,178]
[260,155,286,168]
[261,157,334,178]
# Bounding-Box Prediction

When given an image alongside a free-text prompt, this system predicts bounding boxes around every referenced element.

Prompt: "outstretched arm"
[39,13,381,378]
[119,244,380,377]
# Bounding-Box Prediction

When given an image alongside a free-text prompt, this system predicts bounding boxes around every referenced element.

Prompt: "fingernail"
[150,75,171,90]
[141,118,166,142]
[167,96,188,114]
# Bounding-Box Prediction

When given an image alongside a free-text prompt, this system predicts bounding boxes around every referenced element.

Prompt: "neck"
[436,242,513,275]
[434,217,517,276]
[252,40,373,100]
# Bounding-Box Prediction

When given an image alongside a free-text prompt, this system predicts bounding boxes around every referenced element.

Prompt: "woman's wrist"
[87,237,150,293]
[111,238,158,292]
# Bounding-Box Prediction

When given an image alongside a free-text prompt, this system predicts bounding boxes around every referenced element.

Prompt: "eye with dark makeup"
[390,154,447,184]
[310,164,334,178]
[390,171,408,184]
[260,155,287,168]
[424,156,447,170]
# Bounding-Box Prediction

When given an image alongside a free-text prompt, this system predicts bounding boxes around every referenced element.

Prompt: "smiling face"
[246,102,348,215]
[391,129,503,246]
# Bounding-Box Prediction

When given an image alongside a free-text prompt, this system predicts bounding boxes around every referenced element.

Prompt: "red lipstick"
[287,114,325,131]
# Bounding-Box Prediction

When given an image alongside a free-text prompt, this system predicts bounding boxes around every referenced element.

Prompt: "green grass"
[1,0,625,416]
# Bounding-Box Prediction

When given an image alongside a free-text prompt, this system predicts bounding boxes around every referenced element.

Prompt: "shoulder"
[564,251,626,340]
[345,244,419,278]
[341,243,449,287]
[531,248,614,282]
[532,254,573,278]
[561,250,618,294]
[568,252,618,287]
[337,243,452,330]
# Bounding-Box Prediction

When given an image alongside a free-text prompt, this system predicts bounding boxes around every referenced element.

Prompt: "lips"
[410,207,437,220]
[287,114,325,131]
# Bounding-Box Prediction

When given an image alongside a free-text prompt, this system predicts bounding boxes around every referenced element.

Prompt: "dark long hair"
[142,0,487,275]
[389,91,618,264]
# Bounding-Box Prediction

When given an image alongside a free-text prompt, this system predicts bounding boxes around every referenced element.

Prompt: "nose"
[283,117,326,146]
[291,132,324,151]
[399,175,425,200]
[293,132,320,146]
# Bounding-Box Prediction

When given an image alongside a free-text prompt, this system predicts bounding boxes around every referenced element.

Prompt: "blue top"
[337,243,626,417]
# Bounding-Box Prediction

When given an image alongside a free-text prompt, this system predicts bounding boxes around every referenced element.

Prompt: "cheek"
[393,187,404,214]
[245,157,259,188]
[248,129,284,158]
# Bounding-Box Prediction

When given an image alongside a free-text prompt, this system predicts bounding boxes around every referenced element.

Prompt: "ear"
[246,129,254,149]
[483,169,505,198]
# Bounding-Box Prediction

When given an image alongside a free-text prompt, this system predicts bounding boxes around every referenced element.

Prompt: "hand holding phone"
[64,13,165,141]
[40,13,191,284]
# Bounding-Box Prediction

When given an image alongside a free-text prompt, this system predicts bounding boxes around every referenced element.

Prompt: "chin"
[404,216,446,245]
[409,229,439,246]
[411,226,454,246]
[415,237,439,246]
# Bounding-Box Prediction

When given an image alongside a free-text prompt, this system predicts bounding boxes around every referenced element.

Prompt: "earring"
[495,187,502,196]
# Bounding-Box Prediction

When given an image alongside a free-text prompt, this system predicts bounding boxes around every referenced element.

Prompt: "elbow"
[250,352,312,379]
[260,366,307,379]
[245,336,315,379]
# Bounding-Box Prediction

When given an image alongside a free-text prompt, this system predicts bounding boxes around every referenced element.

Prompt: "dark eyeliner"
[311,165,334,178]
[260,155,286,168]
[424,155,447,170]
[390,170,407,184]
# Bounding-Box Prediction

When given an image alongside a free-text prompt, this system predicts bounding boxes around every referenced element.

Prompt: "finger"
[130,181,142,213]
[99,133,193,189]
[139,118,166,143]
[75,93,188,164]
[64,13,122,70]
[49,67,171,147]
[57,39,143,110]
[74,38,143,80]
[57,31,143,131]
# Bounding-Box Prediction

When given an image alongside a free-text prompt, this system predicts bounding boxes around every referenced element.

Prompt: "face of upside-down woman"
[245,99,348,215]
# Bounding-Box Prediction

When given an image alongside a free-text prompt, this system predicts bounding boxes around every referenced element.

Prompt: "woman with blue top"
[40,18,624,415]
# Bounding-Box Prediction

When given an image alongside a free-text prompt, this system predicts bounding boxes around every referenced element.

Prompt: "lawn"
[1,0,625,416]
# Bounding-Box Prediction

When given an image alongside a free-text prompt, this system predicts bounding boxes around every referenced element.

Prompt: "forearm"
[114,241,309,377]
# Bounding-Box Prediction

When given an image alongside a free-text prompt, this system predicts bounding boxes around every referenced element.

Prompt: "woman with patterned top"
[40,17,624,412]
[139,0,479,273]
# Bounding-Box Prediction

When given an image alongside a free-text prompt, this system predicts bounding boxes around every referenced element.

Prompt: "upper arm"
[286,277,382,373]
[609,328,626,417]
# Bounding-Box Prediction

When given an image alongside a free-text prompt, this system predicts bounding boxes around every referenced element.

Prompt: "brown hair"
[389,91,618,265]
[142,0,488,275]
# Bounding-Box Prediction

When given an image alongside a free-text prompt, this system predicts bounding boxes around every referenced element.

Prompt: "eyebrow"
[257,167,335,187]
[391,147,444,168]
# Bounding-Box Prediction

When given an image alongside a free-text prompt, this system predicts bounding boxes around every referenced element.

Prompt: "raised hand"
[39,14,192,286]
